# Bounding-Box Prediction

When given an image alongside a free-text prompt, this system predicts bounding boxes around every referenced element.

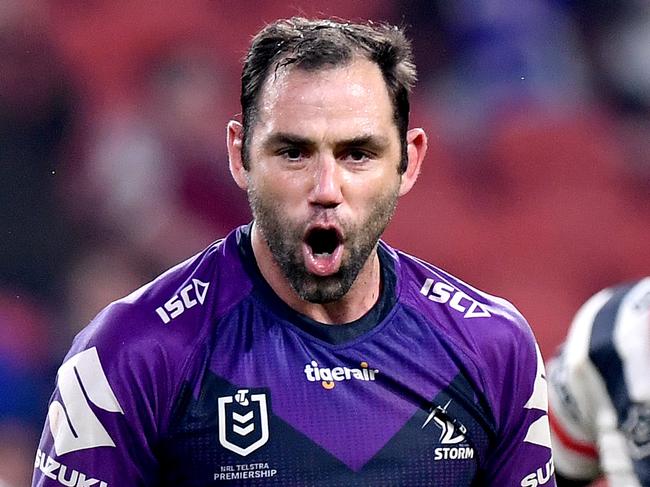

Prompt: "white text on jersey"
[419,278,491,318]
[520,458,555,487]
[155,279,209,324]
[35,449,108,487]
[304,361,379,389]
[434,447,474,460]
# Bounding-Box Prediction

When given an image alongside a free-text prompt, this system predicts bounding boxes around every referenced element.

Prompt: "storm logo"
[304,360,379,389]
[422,400,467,444]
[423,400,475,461]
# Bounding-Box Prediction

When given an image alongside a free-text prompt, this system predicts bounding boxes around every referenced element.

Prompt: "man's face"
[244,59,403,303]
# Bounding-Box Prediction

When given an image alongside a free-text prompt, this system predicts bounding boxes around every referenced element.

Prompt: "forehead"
[252,58,397,142]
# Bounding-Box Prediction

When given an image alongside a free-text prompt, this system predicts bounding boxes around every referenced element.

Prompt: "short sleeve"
[474,308,556,486]
[32,304,171,486]
[547,345,601,482]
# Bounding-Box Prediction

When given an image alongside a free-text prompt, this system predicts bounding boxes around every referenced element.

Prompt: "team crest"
[422,400,467,444]
[218,389,269,456]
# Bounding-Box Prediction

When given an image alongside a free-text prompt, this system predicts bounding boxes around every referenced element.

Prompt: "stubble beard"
[247,187,399,304]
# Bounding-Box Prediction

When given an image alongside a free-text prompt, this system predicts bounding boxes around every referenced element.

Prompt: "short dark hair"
[240,17,417,173]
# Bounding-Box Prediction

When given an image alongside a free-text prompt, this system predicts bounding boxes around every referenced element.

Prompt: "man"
[548,278,650,486]
[33,18,554,486]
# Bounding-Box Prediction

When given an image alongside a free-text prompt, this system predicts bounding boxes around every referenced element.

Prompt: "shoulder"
[557,277,650,373]
[60,228,254,421]
[549,277,650,414]
[549,277,650,398]
[35,229,256,482]
[388,245,542,422]
[386,245,554,473]
[547,278,650,479]
[390,244,536,357]
[75,232,248,352]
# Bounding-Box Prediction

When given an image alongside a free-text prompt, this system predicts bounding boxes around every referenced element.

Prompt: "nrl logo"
[218,389,270,457]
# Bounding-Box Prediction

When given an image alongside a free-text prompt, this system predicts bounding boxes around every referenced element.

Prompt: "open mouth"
[302,226,344,276]
[305,227,341,256]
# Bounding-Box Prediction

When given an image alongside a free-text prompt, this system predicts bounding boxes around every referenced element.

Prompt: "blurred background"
[2,0,650,484]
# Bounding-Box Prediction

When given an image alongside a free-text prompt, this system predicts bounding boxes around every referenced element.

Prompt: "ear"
[398,128,427,196]
[227,120,248,190]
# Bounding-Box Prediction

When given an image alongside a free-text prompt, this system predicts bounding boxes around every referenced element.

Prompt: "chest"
[158,312,494,486]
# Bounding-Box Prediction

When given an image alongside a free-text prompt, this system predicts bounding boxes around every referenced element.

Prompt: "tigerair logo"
[419,278,491,319]
[303,360,379,389]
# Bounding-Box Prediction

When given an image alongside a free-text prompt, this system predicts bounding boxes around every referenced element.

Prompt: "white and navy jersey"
[33,224,554,486]
[548,278,650,486]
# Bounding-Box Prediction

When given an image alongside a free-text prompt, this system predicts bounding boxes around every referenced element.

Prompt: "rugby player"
[33,18,554,486]
[549,278,650,486]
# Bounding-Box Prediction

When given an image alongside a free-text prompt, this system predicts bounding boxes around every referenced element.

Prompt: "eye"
[279,147,304,162]
[344,149,371,164]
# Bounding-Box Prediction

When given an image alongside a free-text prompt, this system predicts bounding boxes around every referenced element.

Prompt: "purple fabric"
[33,227,555,486]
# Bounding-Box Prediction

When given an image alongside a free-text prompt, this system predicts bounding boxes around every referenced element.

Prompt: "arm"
[545,289,611,486]
[467,303,555,487]
[32,304,169,486]
[547,281,650,486]
[546,348,601,486]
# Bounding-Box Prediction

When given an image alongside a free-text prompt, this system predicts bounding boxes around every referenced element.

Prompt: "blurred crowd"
[2,0,650,484]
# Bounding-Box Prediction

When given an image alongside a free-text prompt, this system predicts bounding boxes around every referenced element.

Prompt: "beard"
[247,186,399,304]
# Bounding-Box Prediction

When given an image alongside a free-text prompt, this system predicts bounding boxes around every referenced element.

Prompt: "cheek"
[250,168,291,195]
[344,172,399,205]
[249,173,308,215]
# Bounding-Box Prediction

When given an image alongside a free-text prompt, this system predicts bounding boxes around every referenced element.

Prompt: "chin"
[291,273,352,304]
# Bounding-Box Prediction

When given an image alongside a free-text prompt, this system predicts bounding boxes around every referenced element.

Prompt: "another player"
[548,277,650,486]
[33,18,554,486]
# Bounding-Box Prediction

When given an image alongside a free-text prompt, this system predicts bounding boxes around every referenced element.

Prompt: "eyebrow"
[262,133,315,151]
[337,135,391,152]
[262,132,391,152]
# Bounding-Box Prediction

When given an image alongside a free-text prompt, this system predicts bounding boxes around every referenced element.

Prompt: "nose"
[309,155,343,208]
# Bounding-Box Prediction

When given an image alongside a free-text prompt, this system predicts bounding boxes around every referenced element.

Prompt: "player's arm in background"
[546,288,611,486]
[547,342,601,486]
[549,279,650,487]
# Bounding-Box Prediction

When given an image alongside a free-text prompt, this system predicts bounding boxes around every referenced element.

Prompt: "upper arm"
[547,346,601,483]
[31,303,177,486]
[33,342,161,486]
[546,291,615,484]
[479,317,556,486]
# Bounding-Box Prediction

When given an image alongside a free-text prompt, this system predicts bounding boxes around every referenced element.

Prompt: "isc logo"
[155,279,210,324]
[419,278,491,319]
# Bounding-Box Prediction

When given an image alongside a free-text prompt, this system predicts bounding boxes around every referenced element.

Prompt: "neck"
[250,223,382,324]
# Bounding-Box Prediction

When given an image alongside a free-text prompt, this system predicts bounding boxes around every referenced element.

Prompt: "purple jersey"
[33,225,555,486]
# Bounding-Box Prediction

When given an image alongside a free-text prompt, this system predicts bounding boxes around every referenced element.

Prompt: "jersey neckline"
[235,223,398,345]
